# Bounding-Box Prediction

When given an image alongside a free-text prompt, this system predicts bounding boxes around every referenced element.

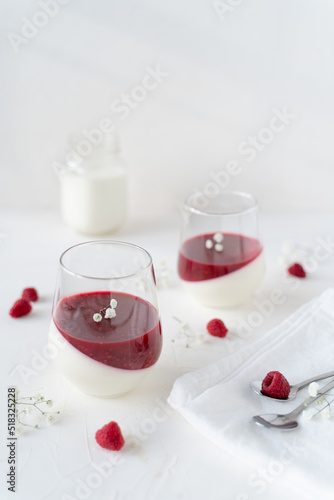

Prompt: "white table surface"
[1,209,334,500]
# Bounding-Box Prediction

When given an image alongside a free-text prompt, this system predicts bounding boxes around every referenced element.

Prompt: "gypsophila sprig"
[172,316,204,348]
[93,297,118,322]
[303,382,334,420]
[14,391,60,434]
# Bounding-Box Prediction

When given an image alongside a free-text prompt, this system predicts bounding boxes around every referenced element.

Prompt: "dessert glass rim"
[59,240,153,280]
[184,190,258,217]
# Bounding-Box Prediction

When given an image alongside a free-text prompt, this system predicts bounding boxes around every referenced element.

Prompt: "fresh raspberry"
[261,371,290,399]
[206,319,228,338]
[287,263,306,278]
[22,287,39,302]
[9,298,32,318]
[95,421,125,451]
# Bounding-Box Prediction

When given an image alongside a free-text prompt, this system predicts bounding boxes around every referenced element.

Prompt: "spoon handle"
[294,370,334,391]
[289,378,334,420]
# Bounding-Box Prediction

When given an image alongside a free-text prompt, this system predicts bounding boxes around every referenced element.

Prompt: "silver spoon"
[253,378,334,429]
[250,370,334,401]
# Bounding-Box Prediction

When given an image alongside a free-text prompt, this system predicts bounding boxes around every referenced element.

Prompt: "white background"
[1,0,334,219]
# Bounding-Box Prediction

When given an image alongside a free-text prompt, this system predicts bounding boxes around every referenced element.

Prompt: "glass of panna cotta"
[49,241,162,397]
[177,191,265,308]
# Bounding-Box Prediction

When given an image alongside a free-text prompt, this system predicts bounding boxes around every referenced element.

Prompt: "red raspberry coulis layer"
[53,291,162,370]
[178,233,263,282]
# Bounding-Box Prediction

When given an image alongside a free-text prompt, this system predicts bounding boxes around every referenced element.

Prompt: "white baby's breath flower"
[110,299,118,309]
[308,382,320,398]
[180,322,190,333]
[187,331,205,347]
[172,316,204,348]
[93,313,102,322]
[105,308,116,319]
[303,407,318,420]
[214,243,224,252]
[105,308,112,318]
[46,400,53,408]
[205,239,213,249]
[46,415,55,425]
[321,406,331,419]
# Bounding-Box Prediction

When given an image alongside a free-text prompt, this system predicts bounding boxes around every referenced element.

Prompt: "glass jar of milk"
[59,133,127,235]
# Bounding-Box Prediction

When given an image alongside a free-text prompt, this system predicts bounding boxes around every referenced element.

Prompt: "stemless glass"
[177,191,265,308]
[49,241,162,397]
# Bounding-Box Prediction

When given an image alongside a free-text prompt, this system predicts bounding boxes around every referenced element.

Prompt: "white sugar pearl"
[213,232,224,243]
[215,243,224,252]
[205,239,214,249]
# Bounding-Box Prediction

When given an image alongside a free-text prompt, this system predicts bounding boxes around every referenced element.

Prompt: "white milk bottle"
[57,133,127,235]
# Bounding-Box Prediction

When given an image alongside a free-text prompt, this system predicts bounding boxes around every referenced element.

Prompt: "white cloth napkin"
[168,288,334,500]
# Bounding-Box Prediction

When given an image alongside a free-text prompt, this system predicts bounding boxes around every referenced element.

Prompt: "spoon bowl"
[253,414,298,430]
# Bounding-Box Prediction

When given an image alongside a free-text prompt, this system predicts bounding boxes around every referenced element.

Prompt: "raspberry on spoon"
[261,371,290,399]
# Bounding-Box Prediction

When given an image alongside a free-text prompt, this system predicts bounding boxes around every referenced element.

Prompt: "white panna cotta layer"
[48,322,153,397]
[181,251,265,308]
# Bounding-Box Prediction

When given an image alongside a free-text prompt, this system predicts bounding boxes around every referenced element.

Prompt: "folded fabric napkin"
[168,288,334,500]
